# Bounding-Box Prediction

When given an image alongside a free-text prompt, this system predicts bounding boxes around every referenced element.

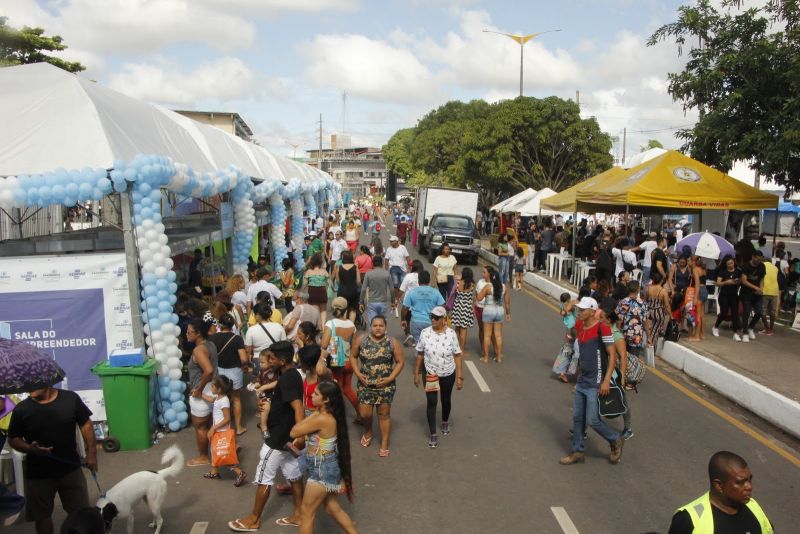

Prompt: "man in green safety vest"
[669,451,773,533]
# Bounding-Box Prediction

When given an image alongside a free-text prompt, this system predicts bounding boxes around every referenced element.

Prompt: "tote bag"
[211,428,239,467]
[598,380,628,418]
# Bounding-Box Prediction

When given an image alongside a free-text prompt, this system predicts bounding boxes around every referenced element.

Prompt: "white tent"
[490,187,537,212]
[515,188,559,216]
[0,63,326,184]
[623,147,667,169]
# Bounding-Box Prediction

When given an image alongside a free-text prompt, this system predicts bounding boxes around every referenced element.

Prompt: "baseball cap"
[389,235,399,242]
[308,230,317,236]
[576,296,598,310]
[331,296,349,310]
[649,231,657,238]
[430,306,447,318]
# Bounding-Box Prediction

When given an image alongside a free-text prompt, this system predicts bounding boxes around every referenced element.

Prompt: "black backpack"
[597,246,614,272]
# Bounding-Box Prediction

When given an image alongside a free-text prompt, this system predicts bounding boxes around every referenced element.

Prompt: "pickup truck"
[420,213,480,264]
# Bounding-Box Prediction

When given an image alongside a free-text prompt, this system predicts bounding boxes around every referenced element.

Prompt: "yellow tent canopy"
[575,150,778,212]
[539,166,625,213]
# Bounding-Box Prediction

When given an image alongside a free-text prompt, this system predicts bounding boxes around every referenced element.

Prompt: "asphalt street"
[8,224,800,534]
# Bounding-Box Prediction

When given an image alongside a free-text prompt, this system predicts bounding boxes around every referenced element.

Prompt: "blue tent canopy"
[764,201,800,213]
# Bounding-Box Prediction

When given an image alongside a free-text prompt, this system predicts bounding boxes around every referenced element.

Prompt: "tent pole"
[771,208,779,257]
[625,205,630,237]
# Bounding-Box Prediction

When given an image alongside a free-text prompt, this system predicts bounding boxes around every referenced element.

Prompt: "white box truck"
[414,186,480,263]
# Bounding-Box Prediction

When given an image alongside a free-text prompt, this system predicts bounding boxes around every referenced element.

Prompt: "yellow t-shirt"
[762,261,779,296]
[433,255,458,283]
[248,308,283,326]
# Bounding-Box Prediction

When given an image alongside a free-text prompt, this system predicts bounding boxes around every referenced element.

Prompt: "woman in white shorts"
[187,318,218,466]
[475,267,511,363]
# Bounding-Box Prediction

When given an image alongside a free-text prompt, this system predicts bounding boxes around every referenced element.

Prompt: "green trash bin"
[91,359,158,451]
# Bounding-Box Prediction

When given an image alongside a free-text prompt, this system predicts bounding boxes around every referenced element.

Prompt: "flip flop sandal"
[203,472,221,479]
[378,449,390,457]
[186,458,210,467]
[228,519,258,532]
[275,517,300,527]
[236,428,248,436]
[234,471,248,487]
[360,434,372,447]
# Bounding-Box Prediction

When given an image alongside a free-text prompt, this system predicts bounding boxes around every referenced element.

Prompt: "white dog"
[96,444,183,534]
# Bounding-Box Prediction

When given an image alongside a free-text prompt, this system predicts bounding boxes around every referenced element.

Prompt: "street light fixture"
[482,28,561,97]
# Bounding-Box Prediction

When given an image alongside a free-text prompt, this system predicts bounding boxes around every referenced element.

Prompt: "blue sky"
[5,0,726,166]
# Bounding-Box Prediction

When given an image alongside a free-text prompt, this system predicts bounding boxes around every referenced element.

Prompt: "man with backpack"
[595,235,615,284]
[559,297,625,466]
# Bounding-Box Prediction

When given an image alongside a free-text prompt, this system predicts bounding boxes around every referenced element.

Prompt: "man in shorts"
[228,341,305,531]
[8,387,97,534]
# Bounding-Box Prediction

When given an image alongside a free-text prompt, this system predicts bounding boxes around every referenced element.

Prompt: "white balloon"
[168,368,182,380]
[167,357,181,368]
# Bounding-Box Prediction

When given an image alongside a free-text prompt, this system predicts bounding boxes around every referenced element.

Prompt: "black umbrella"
[0,338,65,394]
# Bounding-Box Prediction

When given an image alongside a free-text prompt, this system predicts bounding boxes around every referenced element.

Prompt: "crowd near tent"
[0,63,341,431]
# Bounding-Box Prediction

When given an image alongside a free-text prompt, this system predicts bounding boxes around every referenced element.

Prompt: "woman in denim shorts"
[290,381,356,533]
[475,267,511,363]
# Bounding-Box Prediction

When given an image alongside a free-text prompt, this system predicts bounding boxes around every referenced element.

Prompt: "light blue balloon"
[169,313,179,324]
[171,400,185,411]
[158,301,171,312]
[123,168,136,181]
[177,411,188,424]
[149,319,162,331]
[168,294,177,305]
[160,386,171,398]
[164,409,176,421]
[168,282,178,292]
[168,380,182,392]
[156,278,168,290]
[169,391,182,402]
[168,420,180,432]
[157,415,166,425]
[167,271,177,282]
[158,376,170,387]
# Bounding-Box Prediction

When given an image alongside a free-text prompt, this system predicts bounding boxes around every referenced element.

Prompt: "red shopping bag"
[211,428,239,467]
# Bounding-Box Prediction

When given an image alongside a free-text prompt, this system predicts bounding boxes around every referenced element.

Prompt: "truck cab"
[420,213,479,264]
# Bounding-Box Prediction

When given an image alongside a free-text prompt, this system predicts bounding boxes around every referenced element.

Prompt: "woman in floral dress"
[349,315,405,457]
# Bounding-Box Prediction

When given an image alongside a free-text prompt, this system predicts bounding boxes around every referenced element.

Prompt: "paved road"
[9,223,800,533]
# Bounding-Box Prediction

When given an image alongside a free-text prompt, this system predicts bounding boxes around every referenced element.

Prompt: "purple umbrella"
[0,338,65,394]
[675,231,735,260]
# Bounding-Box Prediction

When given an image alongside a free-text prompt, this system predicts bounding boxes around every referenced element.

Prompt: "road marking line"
[465,360,491,392]
[550,507,579,534]
[649,366,800,468]
[520,280,800,468]
[189,522,209,534]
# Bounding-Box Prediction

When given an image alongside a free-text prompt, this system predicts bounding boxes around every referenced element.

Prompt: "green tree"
[382,96,613,204]
[0,16,85,72]
[640,139,664,152]
[649,0,799,192]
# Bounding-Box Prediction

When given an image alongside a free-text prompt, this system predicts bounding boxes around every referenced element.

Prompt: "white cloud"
[108,58,257,106]
[297,34,441,104]
[198,0,360,14]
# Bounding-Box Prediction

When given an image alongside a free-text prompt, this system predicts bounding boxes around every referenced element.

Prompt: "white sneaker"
[712,327,719,337]
[733,333,742,342]
[742,335,749,343]
[748,329,756,340]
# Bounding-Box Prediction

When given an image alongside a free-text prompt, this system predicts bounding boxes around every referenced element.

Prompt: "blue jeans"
[498,256,510,284]
[366,302,389,327]
[389,266,406,289]
[572,383,621,452]
[410,320,430,343]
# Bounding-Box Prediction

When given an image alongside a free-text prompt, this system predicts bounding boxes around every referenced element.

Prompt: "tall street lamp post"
[482,29,561,97]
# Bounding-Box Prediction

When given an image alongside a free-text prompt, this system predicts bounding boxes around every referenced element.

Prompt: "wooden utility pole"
[318,114,323,168]
[575,90,580,109]
[622,128,627,164]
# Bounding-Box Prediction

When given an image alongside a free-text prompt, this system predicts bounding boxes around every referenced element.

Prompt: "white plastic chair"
[705,281,720,315]
[0,446,25,498]
[631,268,644,284]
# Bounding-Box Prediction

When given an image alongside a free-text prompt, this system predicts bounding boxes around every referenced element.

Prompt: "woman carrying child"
[289,380,357,534]
[202,375,248,486]
[552,292,578,383]
[249,349,279,439]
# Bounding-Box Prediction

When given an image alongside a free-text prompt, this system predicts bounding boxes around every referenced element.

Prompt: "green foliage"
[0,16,85,73]
[640,139,664,152]
[649,0,800,193]
[382,96,613,205]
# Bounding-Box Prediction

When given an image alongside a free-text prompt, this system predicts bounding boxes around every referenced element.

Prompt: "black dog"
[60,503,118,534]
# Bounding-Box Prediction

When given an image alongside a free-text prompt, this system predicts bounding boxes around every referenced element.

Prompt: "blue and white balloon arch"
[0,155,342,431]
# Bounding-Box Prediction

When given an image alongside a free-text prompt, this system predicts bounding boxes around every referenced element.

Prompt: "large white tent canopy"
[514,188,560,216]
[490,187,537,212]
[0,63,327,184]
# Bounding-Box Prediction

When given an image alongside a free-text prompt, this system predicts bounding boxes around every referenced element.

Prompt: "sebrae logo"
[68,269,86,280]
[114,339,134,350]
[20,271,37,282]
[114,303,130,315]
[113,267,127,278]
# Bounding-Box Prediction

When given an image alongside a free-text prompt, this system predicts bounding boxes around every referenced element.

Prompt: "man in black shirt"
[228,341,304,531]
[8,387,97,534]
[669,451,773,533]
[740,251,766,341]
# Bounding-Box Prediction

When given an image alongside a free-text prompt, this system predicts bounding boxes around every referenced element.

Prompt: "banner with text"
[0,254,135,419]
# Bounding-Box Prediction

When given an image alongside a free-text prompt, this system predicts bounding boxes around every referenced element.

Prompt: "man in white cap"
[559,296,625,466]
[384,235,410,317]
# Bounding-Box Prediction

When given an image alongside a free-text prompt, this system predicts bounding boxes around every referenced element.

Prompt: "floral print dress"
[356,336,396,405]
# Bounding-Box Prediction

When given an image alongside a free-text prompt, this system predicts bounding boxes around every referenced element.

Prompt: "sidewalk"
[477,246,800,440]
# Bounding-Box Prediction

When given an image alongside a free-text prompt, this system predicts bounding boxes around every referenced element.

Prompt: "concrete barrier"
[478,247,800,439]
[661,341,800,439]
